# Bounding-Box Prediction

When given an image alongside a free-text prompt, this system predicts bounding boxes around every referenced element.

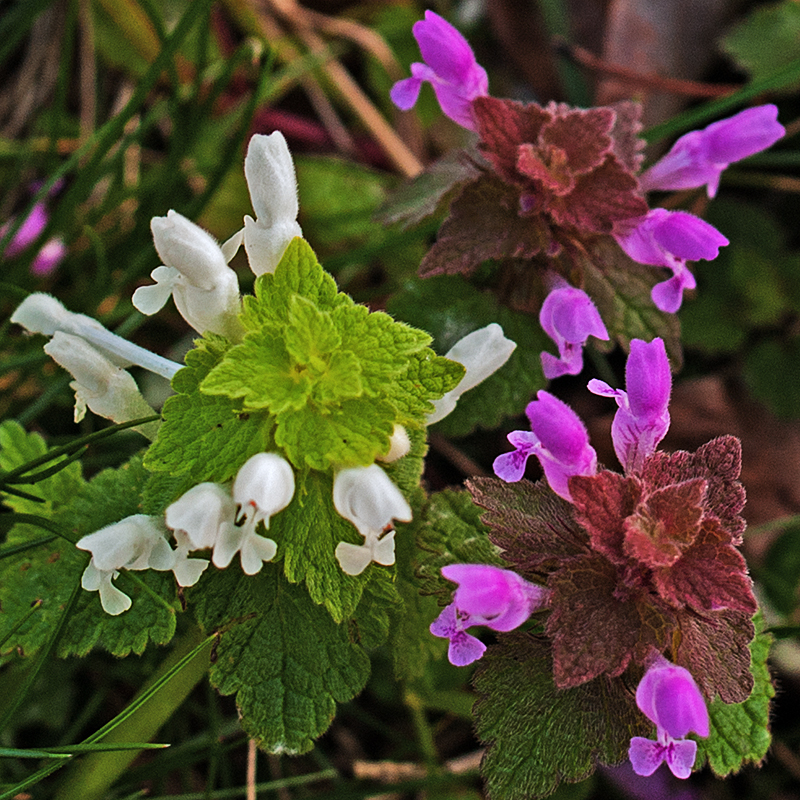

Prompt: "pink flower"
[539,280,609,380]
[640,105,785,198]
[493,391,597,500]
[629,655,709,779]
[614,209,728,312]
[390,11,488,131]
[588,338,671,474]
[1,202,66,277]
[430,564,548,666]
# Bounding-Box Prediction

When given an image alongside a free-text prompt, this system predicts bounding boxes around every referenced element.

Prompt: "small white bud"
[378,424,411,463]
[428,323,517,424]
[232,452,296,526]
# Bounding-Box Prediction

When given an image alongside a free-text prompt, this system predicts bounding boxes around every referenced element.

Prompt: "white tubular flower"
[133,210,244,340]
[333,464,411,574]
[242,132,303,276]
[212,453,296,575]
[11,293,181,380]
[43,332,158,439]
[76,515,175,615]
[427,323,517,424]
[335,530,396,576]
[170,530,211,587]
[165,482,235,550]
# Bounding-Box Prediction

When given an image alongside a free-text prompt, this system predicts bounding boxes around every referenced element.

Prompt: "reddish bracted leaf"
[653,517,757,615]
[540,105,616,176]
[418,176,554,277]
[546,554,675,687]
[676,609,755,703]
[622,478,707,568]
[517,143,575,196]
[547,156,648,234]
[609,101,646,173]
[473,96,552,184]
[641,436,746,543]
[467,477,587,581]
[570,470,641,566]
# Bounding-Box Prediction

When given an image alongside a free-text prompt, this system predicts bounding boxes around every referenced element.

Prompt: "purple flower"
[539,280,609,380]
[1,202,66,277]
[640,105,785,198]
[588,338,671,474]
[390,10,488,131]
[614,209,729,312]
[629,655,709,779]
[493,391,597,501]
[430,564,548,666]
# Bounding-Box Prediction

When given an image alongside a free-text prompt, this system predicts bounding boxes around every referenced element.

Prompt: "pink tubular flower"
[430,564,548,666]
[588,338,671,474]
[390,10,488,131]
[614,209,729,312]
[493,391,597,500]
[629,655,709,779]
[539,280,609,380]
[640,104,785,198]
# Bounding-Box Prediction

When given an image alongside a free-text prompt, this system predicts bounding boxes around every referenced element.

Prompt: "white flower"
[170,530,211,587]
[43,332,158,438]
[165,482,235,550]
[241,132,303,275]
[335,530,396,576]
[11,293,181,380]
[133,210,244,340]
[76,515,175,615]
[427,323,517,424]
[214,453,295,574]
[333,464,411,574]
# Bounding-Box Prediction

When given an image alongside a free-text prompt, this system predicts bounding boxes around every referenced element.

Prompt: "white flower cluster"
[76,453,418,614]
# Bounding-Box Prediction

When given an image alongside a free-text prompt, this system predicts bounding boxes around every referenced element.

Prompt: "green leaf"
[474,632,650,800]
[0,457,177,659]
[194,566,370,754]
[720,1,800,90]
[203,238,459,468]
[269,469,378,622]
[694,613,774,776]
[388,276,549,436]
[143,336,273,485]
[0,421,85,517]
[744,337,800,418]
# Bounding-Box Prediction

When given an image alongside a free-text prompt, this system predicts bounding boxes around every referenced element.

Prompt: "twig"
[555,38,740,99]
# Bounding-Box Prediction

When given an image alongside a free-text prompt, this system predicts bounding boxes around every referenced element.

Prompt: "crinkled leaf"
[545,554,674,688]
[467,477,587,579]
[694,613,774,775]
[194,566,370,755]
[375,147,484,230]
[203,237,456,469]
[418,176,553,278]
[144,337,272,484]
[676,609,755,704]
[474,631,650,800]
[0,456,177,659]
[389,277,549,436]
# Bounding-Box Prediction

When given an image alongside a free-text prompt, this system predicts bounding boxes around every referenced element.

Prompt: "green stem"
[403,688,440,775]
[52,626,212,800]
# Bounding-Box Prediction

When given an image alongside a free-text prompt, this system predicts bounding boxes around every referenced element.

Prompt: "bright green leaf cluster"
[201,237,463,470]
